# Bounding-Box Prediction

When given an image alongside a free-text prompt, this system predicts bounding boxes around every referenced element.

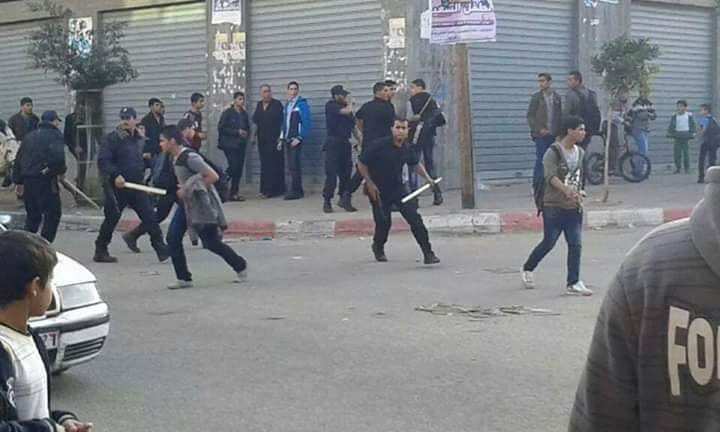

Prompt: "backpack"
[175,149,230,203]
[575,89,602,136]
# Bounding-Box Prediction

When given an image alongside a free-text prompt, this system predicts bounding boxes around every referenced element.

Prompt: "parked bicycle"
[585,124,651,185]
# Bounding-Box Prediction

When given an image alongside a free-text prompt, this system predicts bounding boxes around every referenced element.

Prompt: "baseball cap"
[330,85,349,97]
[119,107,137,119]
[41,111,61,122]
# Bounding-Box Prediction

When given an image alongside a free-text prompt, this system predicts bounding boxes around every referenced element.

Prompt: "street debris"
[140,270,160,276]
[483,267,519,275]
[415,303,559,320]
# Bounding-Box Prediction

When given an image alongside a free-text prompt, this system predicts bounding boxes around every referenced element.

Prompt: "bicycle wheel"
[584,152,605,185]
[619,151,651,183]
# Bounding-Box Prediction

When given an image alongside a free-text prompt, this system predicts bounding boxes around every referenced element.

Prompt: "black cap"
[41,111,61,122]
[119,107,137,119]
[331,85,349,97]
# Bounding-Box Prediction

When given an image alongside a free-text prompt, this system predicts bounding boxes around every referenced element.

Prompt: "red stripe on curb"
[501,212,543,233]
[226,220,275,239]
[335,217,409,236]
[664,208,692,223]
[117,219,139,232]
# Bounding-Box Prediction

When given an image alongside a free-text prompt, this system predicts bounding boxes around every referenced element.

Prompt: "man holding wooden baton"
[94,107,169,263]
[356,118,440,265]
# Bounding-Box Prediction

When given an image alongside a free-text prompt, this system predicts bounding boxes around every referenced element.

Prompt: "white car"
[0,216,110,373]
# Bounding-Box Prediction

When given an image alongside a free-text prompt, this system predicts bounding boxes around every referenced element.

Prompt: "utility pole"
[453,43,476,209]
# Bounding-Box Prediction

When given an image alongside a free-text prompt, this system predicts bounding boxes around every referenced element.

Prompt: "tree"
[591,36,660,202]
[26,0,138,90]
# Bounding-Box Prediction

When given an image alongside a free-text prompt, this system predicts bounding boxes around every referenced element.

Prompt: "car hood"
[54,253,96,287]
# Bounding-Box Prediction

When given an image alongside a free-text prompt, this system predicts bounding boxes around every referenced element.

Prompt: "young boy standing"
[667,100,696,174]
[522,115,591,296]
[0,230,93,431]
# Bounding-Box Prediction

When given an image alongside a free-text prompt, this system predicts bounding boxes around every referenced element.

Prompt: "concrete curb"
[2,207,694,240]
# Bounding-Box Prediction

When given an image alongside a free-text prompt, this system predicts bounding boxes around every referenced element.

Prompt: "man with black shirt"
[409,78,446,205]
[183,93,206,150]
[357,118,440,265]
[94,107,168,263]
[7,97,39,143]
[323,85,357,213]
[141,97,165,172]
[12,111,66,243]
[349,82,396,193]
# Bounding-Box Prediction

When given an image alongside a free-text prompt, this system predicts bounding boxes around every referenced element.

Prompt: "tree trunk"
[76,89,105,205]
[602,106,613,203]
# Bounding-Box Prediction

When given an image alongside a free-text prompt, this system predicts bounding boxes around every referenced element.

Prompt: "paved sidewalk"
[0,173,704,238]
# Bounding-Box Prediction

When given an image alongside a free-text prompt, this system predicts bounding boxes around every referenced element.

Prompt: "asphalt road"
[49,227,652,432]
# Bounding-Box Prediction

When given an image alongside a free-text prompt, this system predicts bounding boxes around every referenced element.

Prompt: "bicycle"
[584,125,651,185]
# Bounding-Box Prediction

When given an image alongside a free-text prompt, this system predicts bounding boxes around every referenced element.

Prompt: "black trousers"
[128,192,176,238]
[97,185,164,249]
[371,194,432,254]
[258,137,285,197]
[222,144,247,195]
[23,177,61,243]
[409,136,437,190]
[699,140,717,179]
[285,142,303,196]
[323,137,353,199]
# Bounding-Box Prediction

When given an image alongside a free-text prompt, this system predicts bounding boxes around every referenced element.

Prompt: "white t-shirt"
[561,145,582,190]
[676,113,691,132]
[0,325,49,420]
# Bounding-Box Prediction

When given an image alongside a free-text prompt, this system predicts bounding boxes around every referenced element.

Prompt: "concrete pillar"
[205,0,248,167]
[576,0,631,111]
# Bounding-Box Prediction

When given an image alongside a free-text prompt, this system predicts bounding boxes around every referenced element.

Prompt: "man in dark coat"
[218,91,250,201]
[252,84,285,198]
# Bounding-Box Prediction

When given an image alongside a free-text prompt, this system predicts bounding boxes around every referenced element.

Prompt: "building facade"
[0,0,717,189]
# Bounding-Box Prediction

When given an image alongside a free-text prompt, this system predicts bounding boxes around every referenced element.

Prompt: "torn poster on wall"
[388,18,406,49]
[430,0,497,45]
[212,0,242,25]
[68,17,93,57]
[213,30,246,62]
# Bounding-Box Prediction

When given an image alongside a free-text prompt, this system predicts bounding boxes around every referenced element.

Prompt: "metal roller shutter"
[247,0,383,181]
[0,22,67,124]
[631,2,713,171]
[102,2,208,133]
[469,0,574,180]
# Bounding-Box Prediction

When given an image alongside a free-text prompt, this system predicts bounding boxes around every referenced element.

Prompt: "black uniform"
[12,121,66,242]
[359,137,433,255]
[408,92,446,190]
[349,98,396,192]
[96,127,167,259]
[323,99,355,199]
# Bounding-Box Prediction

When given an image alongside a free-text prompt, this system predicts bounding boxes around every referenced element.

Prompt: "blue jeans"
[523,207,583,286]
[166,206,246,281]
[631,128,649,155]
[533,135,556,188]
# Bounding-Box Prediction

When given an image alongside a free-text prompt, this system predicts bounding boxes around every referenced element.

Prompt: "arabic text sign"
[431,0,496,45]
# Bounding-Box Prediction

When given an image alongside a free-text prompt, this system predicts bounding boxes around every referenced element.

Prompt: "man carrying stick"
[356,118,440,265]
[94,107,169,263]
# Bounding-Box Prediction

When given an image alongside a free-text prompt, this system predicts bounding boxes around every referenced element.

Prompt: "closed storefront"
[247,0,383,181]
[0,22,67,124]
[469,0,575,180]
[631,2,714,171]
[101,2,208,133]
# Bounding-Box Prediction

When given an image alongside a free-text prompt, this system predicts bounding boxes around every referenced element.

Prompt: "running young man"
[521,115,591,296]
[356,118,440,265]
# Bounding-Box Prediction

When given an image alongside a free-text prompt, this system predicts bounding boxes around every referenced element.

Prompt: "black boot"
[372,243,388,262]
[93,243,118,263]
[339,193,357,212]
[432,185,444,206]
[122,229,141,253]
[323,197,333,213]
[423,251,440,265]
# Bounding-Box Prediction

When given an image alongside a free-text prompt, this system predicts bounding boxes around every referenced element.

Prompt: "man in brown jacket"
[527,73,562,189]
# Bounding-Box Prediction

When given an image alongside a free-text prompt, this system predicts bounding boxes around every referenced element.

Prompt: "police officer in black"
[323,85,358,213]
[357,118,440,265]
[12,111,66,243]
[348,81,396,193]
[94,107,169,263]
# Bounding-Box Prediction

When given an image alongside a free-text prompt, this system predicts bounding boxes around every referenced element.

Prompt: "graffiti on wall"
[384,17,407,87]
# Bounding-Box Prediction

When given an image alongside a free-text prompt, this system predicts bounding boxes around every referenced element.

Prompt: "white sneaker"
[233,269,248,284]
[521,269,535,289]
[168,280,193,290]
[567,281,592,296]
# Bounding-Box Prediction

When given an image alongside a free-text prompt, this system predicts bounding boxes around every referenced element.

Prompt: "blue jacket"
[282,97,312,142]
